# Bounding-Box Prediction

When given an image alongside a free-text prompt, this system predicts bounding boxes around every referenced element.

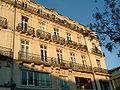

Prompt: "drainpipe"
[10,0,16,90]
[83,35,98,90]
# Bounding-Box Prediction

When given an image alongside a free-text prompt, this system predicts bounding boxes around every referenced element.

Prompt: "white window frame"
[40,45,47,62]
[39,73,51,87]
[21,70,35,86]
[57,49,63,64]
[96,59,101,68]
[21,40,29,59]
[22,16,28,31]
[67,33,71,42]
[81,55,87,68]
[70,52,76,64]
[77,36,81,44]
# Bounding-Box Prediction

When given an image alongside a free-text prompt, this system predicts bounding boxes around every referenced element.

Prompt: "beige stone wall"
[0,0,112,90]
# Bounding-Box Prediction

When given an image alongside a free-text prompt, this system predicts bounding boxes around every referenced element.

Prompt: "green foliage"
[89,0,120,57]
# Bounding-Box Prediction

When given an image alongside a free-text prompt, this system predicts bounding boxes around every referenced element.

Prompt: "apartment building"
[0,0,112,90]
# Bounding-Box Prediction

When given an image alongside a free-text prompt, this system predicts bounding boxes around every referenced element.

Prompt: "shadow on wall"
[0,60,111,90]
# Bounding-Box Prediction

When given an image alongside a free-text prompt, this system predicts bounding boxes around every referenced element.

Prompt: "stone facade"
[0,0,112,90]
[109,66,120,90]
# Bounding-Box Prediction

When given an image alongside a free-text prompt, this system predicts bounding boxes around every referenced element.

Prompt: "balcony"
[16,23,35,36]
[0,16,8,28]
[65,41,88,51]
[70,62,92,72]
[0,46,12,59]
[78,44,88,51]
[65,40,73,48]
[18,51,54,66]
[93,67,108,74]
[52,35,65,45]
[36,30,51,41]
[91,47,102,56]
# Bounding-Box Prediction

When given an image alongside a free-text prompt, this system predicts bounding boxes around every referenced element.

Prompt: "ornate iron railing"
[0,46,12,58]
[18,51,53,65]
[1,0,91,37]
[18,51,107,73]
[36,30,51,41]
[91,48,102,56]
[78,44,88,51]
[16,23,35,36]
[0,16,8,28]
[93,67,108,74]
[70,62,92,72]
[52,35,65,45]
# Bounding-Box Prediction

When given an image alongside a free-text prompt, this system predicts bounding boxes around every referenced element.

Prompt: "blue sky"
[32,0,120,69]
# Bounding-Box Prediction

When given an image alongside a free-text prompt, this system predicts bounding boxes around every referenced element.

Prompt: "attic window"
[37,9,42,14]
[22,2,27,8]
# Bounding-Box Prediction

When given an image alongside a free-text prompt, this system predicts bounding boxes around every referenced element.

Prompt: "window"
[39,23,45,35]
[21,70,52,87]
[57,49,62,64]
[40,24,45,32]
[59,76,69,89]
[70,52,76,64]
[81,55,87,68]
[99,80,110,90]
[22,2,27,8]
[77,36,81,44]
[40,45,47,62]
[92,43,96,49]
[96,59,101,68]
[22,16,28,31]
[39,73,52,87]
[37,9,42,14]
[21,40,29,59]
[54,28,59,37]
[21,70,35,86]
[67,33,71,43]
[75,77,93,89]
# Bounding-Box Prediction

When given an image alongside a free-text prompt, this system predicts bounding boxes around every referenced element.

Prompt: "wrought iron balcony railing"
[65,41,88,51]
[1,0,94,38]
[18,51,107,73]
[0,46,12,59]
[16,23,35,36]
[70,62,92,72]
[52,35,65,45]
[91,48,102,56]
[36,30,51,41]
[0,16,8,28]
[93,67,108,74]
[18,51,54,66]
[78,44,88,51]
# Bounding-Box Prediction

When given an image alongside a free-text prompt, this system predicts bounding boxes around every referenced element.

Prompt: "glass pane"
[22,71,27,85]
[28,72,34,85]
[41,50,44,61]
[45,51,47,61]
[21,40,24,44]
[34,72,39,86]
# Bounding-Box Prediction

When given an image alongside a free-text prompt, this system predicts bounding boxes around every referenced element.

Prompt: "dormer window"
[92,43,97,49]
[37,9,42,14]
[22,2,27,8]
